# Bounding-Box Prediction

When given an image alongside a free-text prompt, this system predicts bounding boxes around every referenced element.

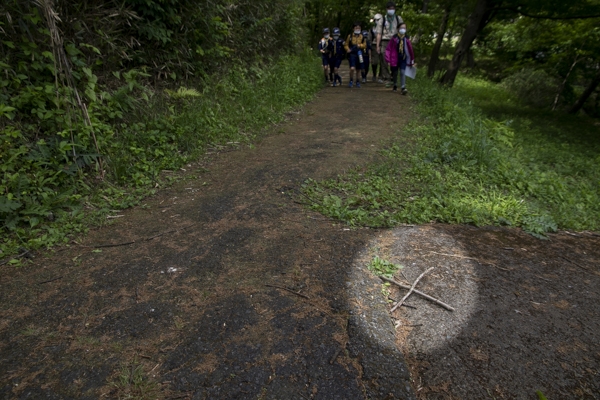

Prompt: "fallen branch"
[0,250,30,266]
[388,297,417,309]
[91,241,136,249]
[559,255,589,271]
[84,224,194,248]
[380,276,455,312]
[391,267,434,312]
[329,347,343,364]
[265,284,310,299]
[430,251,509,271]
[37,276,63,285]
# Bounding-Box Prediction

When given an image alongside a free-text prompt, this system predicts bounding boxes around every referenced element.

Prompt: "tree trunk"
[440,0,495,87]
[428,5,451,78]
[422,0,430,14]
[569,69,600,114]
[552,53,579,111]
[466,48,475,68]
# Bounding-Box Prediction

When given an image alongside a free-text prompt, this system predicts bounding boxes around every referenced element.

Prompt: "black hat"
[323,28,330,34]
[386,1,396,8]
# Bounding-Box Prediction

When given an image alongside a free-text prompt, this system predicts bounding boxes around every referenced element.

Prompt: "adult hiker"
[369,14,382,82]
[376,1,404,85]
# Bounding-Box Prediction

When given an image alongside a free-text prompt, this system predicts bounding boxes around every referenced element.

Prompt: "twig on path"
[83,224,195,249]
[380,276,455,312]
[90,241,136,249]
[37,276,63,285]
[265,284,310,299]
[430,251,510,271]
[329,347,343,364]
[0,250,31,266]
[388,297,417,309]
[391,267,434,312]
[559,255,589,271]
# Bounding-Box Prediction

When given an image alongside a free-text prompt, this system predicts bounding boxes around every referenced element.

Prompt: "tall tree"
[440,0,496,86]
[428,4,452,77]
[569,67,600,114]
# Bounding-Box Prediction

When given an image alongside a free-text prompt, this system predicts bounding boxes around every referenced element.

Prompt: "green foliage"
[368,256,403,279]
[303,75,600,237]
[536,391,548,400]
[500,68,559,108]
[0,51,322,259]
[0,0,320,260]
[111,358,159,399]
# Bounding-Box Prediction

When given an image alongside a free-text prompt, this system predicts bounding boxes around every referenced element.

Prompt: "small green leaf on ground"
[368,256,402,279]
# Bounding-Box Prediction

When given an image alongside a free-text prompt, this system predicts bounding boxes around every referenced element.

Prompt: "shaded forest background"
[1,0,599,260]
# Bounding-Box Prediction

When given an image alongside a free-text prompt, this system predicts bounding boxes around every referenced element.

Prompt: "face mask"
[354,30,361,35]
[399,29,406,35]
[387,9,395,16]
[333,35,339,40]
[324,34,330,39]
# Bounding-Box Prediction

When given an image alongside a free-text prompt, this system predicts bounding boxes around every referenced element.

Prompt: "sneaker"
[348,80,353,88]
[332,81,337,87]
[401,88,408,95]
[385,81,392,88]
[377,79,384,84]
[356,82,361,88]
[362,78,366,84]
[392,86,397,92]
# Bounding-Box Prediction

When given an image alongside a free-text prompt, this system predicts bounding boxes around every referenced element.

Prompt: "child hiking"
[329,27,345,87]
[385,23,414,94]
[318,28,333,84]
[344,22,366,88]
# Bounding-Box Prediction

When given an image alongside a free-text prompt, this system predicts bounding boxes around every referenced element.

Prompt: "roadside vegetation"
[0,1,320,262]
[303,75,600,237]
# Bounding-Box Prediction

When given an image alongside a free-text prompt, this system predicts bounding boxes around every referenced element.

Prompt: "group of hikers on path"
[318,1,415,94]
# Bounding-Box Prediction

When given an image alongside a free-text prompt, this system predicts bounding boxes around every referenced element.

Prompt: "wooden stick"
[388,297,417,309]
[84,225,195,249]
[37,276,63,285]
[265,284,310,299]
[0,251,30,266]
[91,241,136,249]
[329,347,343,364]
[391,267,434,312]
[559,255,589,271]
[430,251,509,271]
[430,251,479,261]
[380,276,455,312]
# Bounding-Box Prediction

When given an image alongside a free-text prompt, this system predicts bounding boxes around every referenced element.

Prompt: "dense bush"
[500,68,559,108]
[0,0,320,260]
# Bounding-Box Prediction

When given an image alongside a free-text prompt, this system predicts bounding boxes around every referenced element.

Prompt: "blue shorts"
[321,55,331,66]
[348,54,360,69]
[329,58,343,69]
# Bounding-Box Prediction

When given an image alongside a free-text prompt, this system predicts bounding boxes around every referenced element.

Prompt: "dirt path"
[3,74,599,400]
[0,75,417,399]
